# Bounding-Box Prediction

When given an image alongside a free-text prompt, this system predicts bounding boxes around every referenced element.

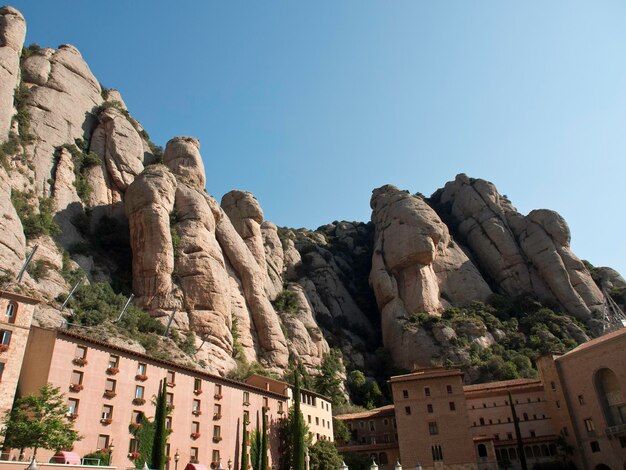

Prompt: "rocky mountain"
[1,6,624,389]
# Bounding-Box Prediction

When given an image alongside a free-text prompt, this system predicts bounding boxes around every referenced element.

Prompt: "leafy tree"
[240,415,249,470]
[1,384,81,457]
[309,440,342,470]
[314,349,346,407]
[151,380,168,470]
[332,418,350,444]
[82,450,110,466]
[347,370,384,409]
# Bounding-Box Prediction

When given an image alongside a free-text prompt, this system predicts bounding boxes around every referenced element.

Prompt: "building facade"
[16,327,289,469]
[0,290,38,438]
[537,328,626,470]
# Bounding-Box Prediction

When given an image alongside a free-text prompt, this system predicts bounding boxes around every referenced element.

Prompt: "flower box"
[106,367,119,375]
[214,394,223,400]
[242,401,250,406]
[193,389,203,395]
[213,413,222,420]
[67,413,78,421]
[212,436,222,443]
[103,390,117,399]
[192,409,202,416]
[190,432,201,439]
[100,418,113,425]
[132,398,146,405]
[129,422,141,430]
[0,344,9,352]
[72,357,88,366]
[135,374,148,381]
[128,452,140,460]
[167,382,176,388]
[69,383,84,392]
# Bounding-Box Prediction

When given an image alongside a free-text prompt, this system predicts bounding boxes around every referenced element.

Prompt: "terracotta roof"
[556,327,626,358]
[464,378,542,393]
[335,404,395,420]
[390,367,463,383]
[49,327,289,399]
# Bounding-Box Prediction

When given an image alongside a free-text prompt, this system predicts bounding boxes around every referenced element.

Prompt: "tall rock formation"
[0,5,24,141]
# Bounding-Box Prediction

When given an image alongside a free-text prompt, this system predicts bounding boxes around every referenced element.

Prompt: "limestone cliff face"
[0,6,620,380]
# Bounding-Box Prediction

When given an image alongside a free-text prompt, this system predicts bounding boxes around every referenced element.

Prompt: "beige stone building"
[0,290,39,438]
[16,326,289,469]
[537,328,626,470]
[335,405,400,470]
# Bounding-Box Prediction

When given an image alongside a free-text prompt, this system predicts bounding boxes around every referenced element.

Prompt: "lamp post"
[216,459,225,470]
[395,461,402,470]
[108,442,115,466]
[174,450,180,470]
[370,458,378,470]
[227,459,232,470]
[305,449,310,470]
[340,462,349,470]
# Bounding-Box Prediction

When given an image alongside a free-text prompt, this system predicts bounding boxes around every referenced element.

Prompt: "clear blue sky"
[10,1,626,275]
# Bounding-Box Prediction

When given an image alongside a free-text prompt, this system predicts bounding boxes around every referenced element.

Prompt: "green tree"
[250,428,261,470]
[309,440,342,470]
[314,349,346,407]
[341,452,370,470]
[128,415,155,468]
[332,418,350,444]
[292,369,306,470]
[1,384,81,457]
[260,407,268,470]
[151,379,168,470]
[240,415,249,470]
[508,391,527,470]
[347,370,384,409]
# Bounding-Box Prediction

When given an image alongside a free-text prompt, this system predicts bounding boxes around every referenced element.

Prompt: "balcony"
[213,413,222,421]
[106,367,119,375]
[194,389,203,395]
[103,390,117,399]
[135,374,148,381]
[132,398,146,405]
[212,436,223,443]
[214,393,223,400]
[606,423,626,436]
[69,383,84,393]
[192,409,202,416]
[0,344,9,353]
[100,418,113,425]
[190,432,201,440]
[72,357,88,366]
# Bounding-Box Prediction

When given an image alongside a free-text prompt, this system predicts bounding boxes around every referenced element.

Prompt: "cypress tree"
[151,379,168,470]
[240,415,249,470]
[292,369,306,470]
[260,407,268,470]
[508,391,527,470]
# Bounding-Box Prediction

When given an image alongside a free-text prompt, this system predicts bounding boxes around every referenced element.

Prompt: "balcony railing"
[606,423,626,436]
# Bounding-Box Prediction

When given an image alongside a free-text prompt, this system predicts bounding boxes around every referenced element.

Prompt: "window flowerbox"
[103,390,117,399]
[72,358,88,366]
[129,422,141,430]
[0,344,9,352]
[100,418,113,425]
[190,432,201,440]
[214,394,223,400]
[128,452,140,460]
[242,401,250,406]
[212,436,222,443]
[213,413,222,421]
[106,367,119,375]
[69,383,84,392]
[193,389,203,395]
[67,413,78,421]
[135,374,148,381]
[167,382,176,388]
[132,398,146,405]
[192,410,202,416]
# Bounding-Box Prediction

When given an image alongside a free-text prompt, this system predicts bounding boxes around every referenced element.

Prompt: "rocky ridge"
[0,6,623,386]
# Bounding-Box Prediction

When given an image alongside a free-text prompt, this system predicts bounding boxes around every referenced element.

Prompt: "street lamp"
[395,461,402,470]
[216,459,225,470]
[108,442,115,466]
[370,458,378,470]
[228,459,232,470]
[340,461,349,470]
[174,450,180,470]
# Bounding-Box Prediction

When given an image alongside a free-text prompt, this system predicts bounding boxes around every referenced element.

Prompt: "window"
[431,445,443,461]
[214,404,221,416]
[68,398,79,415]
[243,410,249,423]
[479,417,485,426]
[243,391,250,405]
[494,434,499,441]
[523,412,528,421]
[97,434,110,450]
[369,420,375,431]
[75,346,87,359]
[105,379,116,392]
[71,370,84,385]
[211,450,219,464]
[308,415,311,424]
[166,416,172,430]
[5,303,16,323]
[166,392,174,406]
[383,418,388,426]
[590,441,600,453]
[446,385,452,394]
[215,384,222,395]
[129,439,138,453]
[167,370,175,384]
[507,432,513,440]
[427,404,433,413]
[0,329,11,346]
[132,410,143,424]
[194,378,202,392]
[595,367,626,426]
[192,421,200,433]
[530,430,536,437]
[278,402,284,414]
[193,399,201,411]
[405,406,411,415]
[316,417,320,426]
[135,385,145,399]
[108,355,119,368]
[190,447,199,462]
[428,422,438,435]
[550,381,556,391]
[477,443,487,458]
[137,363,147,375]
[556,400,560,409]
[562,427,568,437]
[483,403,487,408]
[424,387,431,397]
[370,436,376,444]
[584,418,595,432]
[402,390,409,399]
[213,425,221,438]
[101,405,113,420]
[449,401,456,411]
[263,397,269,408]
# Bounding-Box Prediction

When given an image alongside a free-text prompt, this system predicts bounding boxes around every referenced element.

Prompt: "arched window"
[379,453,388,465]
[532,445,541,458]
[524,446,532,458]
[508,448,518,461]
[5,302,16,324]
[477,444,487,457]
[595,368,626,426]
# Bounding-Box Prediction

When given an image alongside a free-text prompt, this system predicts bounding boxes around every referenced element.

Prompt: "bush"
[272,289,299,313]
[11,190,61,239]
[55,140,102,204]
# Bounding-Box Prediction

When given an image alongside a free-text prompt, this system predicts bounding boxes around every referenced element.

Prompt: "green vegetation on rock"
[11,190,60,239]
